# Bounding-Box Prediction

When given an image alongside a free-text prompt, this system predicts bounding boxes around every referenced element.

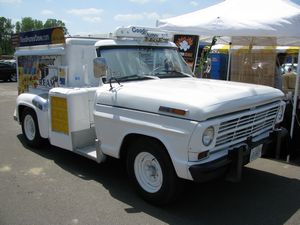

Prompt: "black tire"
[21,108,44,147]
[126,138,182,205]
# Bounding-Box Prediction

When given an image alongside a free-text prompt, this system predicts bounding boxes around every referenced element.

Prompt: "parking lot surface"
[0,82,300,225]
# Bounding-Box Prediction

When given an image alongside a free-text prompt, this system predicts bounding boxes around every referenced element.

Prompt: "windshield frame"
[96,45,194,83]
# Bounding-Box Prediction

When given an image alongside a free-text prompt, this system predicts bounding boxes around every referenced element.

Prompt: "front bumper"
[188,131,279,182]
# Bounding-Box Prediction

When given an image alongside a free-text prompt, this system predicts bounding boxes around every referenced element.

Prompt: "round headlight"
[202,126,215,146]
[276,105,285,122]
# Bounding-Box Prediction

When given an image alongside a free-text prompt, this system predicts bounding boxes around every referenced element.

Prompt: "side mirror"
[93,57,107,78]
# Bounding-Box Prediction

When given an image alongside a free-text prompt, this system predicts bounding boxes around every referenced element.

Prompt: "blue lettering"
[132,27,147,35]
[38,78,56,88]
[146,33,159,38]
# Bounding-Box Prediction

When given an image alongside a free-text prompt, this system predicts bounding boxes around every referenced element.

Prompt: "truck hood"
[96,78,284,121]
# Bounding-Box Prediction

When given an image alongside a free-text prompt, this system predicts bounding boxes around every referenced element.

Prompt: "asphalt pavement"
[0,82,300,225]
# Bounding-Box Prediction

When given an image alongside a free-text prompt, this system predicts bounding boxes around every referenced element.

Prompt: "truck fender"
[16,93,49,139]
[117,129,190,180]
[94,106,196,180]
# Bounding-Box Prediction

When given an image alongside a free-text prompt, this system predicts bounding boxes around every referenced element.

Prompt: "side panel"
[49,88,97,150]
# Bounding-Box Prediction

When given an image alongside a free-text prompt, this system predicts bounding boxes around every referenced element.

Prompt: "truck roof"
[95,39,177,48]
[15,37,105,56]
[65,37,105,46]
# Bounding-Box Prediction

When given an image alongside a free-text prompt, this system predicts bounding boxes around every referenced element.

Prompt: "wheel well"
[119,134,169,162]
[18,105,27,123]
[18,105,34,123]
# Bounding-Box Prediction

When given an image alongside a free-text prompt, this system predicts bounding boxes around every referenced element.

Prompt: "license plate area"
[249,144,262,162]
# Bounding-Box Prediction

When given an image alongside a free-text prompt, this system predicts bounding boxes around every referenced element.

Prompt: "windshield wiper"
[117,74,159,82]
[154,70,192,78]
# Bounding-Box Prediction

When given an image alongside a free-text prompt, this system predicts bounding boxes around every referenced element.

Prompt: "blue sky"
[1,0,300,35]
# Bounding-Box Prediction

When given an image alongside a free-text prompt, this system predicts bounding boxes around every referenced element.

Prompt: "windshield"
[97,46,193,82]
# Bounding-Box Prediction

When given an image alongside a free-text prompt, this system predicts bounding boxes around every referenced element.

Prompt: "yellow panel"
[51,96,69,134]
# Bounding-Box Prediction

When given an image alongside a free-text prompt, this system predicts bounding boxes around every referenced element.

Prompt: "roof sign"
[113,26,170,42]
[19,27,65,47]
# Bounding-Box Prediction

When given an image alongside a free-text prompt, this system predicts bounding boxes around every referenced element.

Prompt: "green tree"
[15,21,21,33]
[15,17,68,34]
[16,17,44,32]
[44,19,68,34]
[0,17,14,55]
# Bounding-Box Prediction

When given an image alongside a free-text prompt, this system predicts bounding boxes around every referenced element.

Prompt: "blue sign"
[19,27,65,47]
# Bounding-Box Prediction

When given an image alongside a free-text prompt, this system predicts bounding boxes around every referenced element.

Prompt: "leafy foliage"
[16,17,68,34]
[0,17,14,55]
[44,19,68,35]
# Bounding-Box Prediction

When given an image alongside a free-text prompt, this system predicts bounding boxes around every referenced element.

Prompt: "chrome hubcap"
[134,152,163,193]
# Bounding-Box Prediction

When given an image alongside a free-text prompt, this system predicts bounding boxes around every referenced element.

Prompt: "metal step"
[75,145,97,160]
[74,139,106,163]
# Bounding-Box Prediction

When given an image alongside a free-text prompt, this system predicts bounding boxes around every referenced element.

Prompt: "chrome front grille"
[215,104,279,148]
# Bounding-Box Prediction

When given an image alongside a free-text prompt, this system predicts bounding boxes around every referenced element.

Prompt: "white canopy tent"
[157,0,300,152]
[157,0,300,44]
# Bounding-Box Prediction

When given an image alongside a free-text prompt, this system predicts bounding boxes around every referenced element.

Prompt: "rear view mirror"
[93,57,107,78]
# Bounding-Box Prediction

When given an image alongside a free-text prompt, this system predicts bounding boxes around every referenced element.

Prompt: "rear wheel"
[21,108,44,147]
[126,138,182,205]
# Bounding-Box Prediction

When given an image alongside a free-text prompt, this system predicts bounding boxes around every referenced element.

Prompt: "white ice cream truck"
[14,26,285,205]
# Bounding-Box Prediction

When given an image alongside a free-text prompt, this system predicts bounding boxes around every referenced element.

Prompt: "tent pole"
[193,36,200,74]
[288,50,300,162]
[226,42,232,81]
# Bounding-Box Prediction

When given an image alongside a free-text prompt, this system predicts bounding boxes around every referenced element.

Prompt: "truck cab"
[15,26,285,205]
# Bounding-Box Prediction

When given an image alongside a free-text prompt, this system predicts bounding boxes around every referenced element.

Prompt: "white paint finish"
[96,78,283,122]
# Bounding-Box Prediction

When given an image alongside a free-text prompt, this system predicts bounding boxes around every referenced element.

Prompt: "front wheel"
[126,138,182,205]
[21,108,44,147]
